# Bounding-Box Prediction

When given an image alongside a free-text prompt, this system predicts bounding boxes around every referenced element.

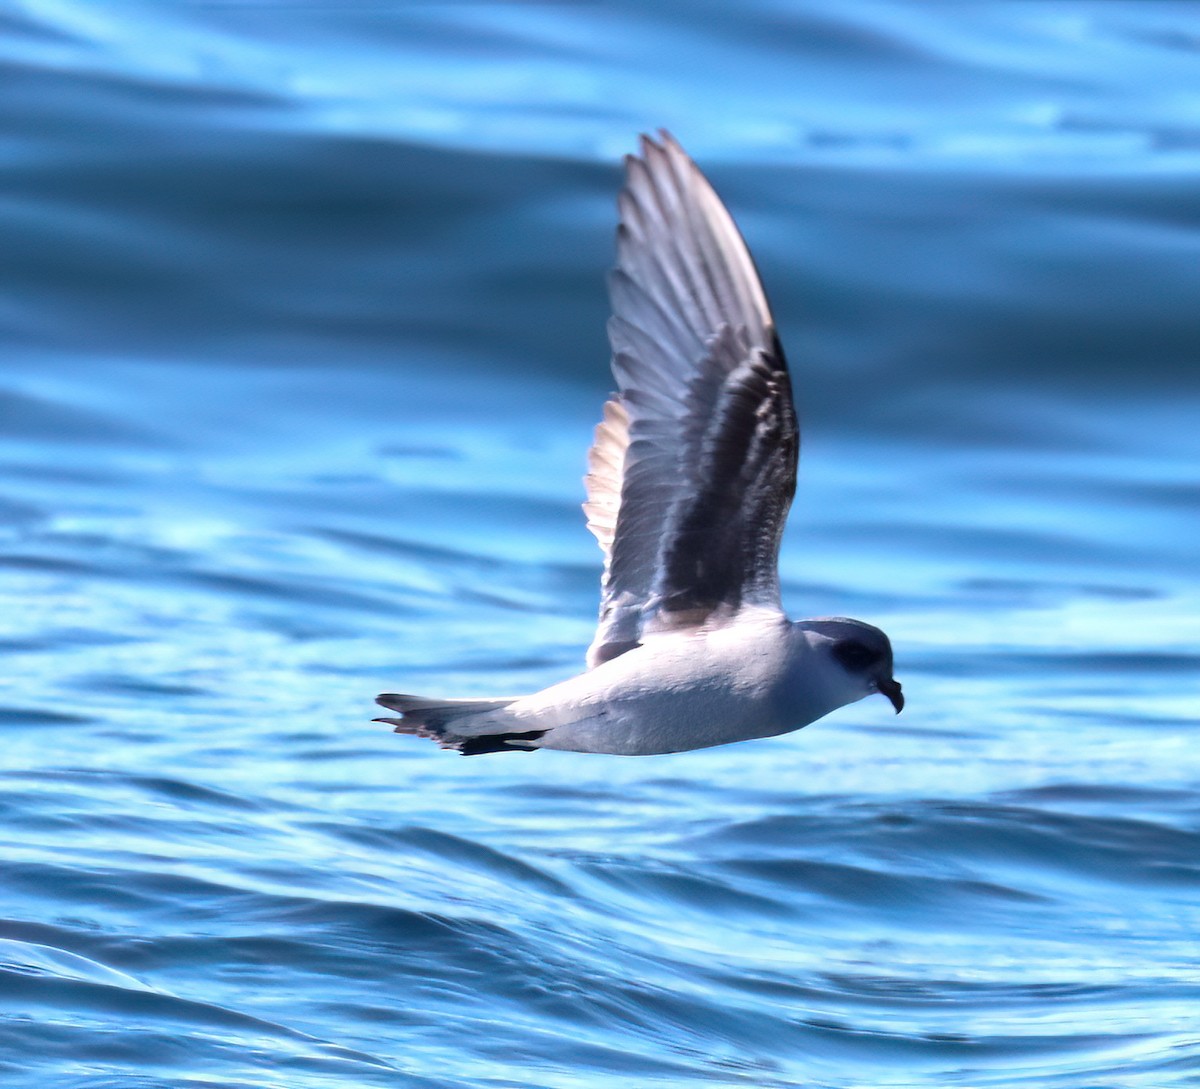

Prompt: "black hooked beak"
[877,677,904,714]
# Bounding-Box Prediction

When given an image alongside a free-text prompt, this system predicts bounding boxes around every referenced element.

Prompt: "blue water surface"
[2,2,1199,1086]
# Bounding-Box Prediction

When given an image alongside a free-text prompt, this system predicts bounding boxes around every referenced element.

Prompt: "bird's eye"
[833,639,879,672]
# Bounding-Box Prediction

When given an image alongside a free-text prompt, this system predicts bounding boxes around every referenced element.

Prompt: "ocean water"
[2,1,1199,1086]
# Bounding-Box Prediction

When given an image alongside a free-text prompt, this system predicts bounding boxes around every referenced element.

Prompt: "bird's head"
[797,617,904,714]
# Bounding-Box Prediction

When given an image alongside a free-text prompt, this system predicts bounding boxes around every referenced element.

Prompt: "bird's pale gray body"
[376,133,902,755]
[533,613,808,755]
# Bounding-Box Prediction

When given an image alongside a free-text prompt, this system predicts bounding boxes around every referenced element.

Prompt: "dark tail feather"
[373,693,544,755]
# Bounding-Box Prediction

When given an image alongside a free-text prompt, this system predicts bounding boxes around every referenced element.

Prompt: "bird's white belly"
[513,622,801,755]
[537,689,790,755]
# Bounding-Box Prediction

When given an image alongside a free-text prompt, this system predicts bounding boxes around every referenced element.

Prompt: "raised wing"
[584,132,798,668]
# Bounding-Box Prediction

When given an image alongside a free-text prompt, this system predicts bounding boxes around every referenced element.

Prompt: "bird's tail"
[374,693,546,755]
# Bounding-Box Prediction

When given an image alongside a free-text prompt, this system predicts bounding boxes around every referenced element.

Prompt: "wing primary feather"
[584,133,799,670]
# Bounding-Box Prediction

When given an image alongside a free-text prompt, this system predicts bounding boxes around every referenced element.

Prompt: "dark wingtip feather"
[458,729,547,756]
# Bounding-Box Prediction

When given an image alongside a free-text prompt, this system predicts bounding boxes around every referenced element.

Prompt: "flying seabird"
[375,132,903,755]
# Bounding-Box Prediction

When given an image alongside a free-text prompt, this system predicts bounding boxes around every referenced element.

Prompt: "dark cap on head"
[809,617,903,714]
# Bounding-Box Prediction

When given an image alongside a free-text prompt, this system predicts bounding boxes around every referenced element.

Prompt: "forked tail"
[374,693,546,755]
